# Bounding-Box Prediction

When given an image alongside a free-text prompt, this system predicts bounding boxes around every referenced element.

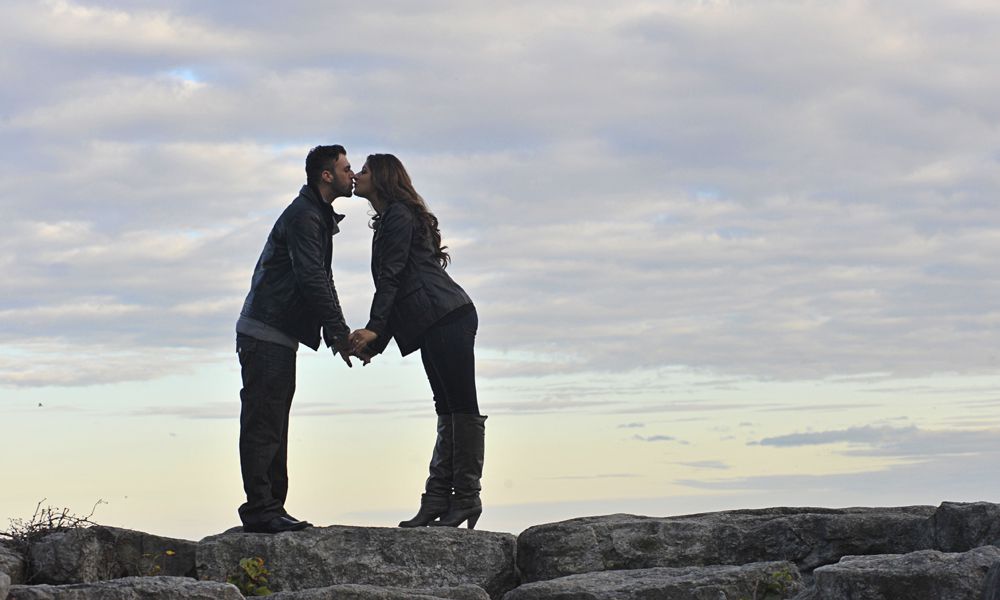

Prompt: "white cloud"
[1,1,998,387]
[0,338,217,387]
[3,0,248,57]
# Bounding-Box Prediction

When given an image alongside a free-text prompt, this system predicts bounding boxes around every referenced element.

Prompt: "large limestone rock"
[28,527,196,585]
[2,571,11,600]
[197,525,517,599]
[517,506,937,583]
[801,546,1000,600]
[6,576,242,599]
[268,583,490,599]
[0,541,26,585]
[503,561,803,600]
[925,501,1000,552]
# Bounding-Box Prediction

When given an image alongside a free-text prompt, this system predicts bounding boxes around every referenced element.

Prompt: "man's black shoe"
[243,515,312,534]
[283,513,312,526]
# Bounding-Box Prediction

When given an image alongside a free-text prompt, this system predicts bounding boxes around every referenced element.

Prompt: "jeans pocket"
[237,335,259,358]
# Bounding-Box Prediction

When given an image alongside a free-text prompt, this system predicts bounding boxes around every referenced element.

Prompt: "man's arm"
[286,209,351,352]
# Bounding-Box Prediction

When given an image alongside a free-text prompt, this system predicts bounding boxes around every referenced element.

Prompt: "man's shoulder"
[289,187,318,210]
[282,189,325,222]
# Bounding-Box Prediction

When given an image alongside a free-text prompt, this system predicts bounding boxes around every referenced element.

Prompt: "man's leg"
[237,335,296,527]
[270,373,295,509]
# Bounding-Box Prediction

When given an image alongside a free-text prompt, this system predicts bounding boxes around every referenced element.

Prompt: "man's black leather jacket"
[365,202,472,356]
[240,185,350,351]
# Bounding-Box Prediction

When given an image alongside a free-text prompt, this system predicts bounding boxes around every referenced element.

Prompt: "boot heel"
[466,512,480,530]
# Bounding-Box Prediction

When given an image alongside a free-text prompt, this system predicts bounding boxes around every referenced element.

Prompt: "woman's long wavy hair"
[366,153,450,268]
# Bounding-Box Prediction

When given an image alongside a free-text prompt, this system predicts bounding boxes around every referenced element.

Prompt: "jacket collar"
[299,184,346,225]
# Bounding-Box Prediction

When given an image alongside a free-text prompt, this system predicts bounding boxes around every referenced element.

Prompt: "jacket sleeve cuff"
[323,327,350,350]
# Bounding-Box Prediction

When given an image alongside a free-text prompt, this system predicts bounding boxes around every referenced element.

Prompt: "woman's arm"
[365,204,415,338]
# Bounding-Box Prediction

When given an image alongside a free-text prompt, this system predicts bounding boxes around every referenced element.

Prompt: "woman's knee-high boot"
[399,415,454,527]
[432,414,486,529]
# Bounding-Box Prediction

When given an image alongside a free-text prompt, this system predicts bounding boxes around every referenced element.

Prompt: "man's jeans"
[420,307,479,415]
[237,334,296,525]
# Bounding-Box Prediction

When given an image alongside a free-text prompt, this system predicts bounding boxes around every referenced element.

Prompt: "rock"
[517,506,937,583]
[0,542,27,585]
[802,546,1000,600]
[268,583,491,599]
[984,562,1000,600]
[926,501,1000,552]
[503,561,802,600]
[197,525,517,599]
[6,575,242,599]
[28,526,197,584]
[1,571,10,600]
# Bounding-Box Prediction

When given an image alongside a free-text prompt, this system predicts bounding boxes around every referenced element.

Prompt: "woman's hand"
[349,328,378,354]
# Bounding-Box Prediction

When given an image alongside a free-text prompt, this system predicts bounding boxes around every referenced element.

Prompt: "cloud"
[112,399,429,420]
[0,339,220,387]
[487,397,624,415]
[541,473,641,481]
[674,449,1000,504]
[1,1,999,388]
[675,425,1000,504]
[752,425,1000,459]
[633,434,681,443]
[675,460,731,471]
[754,426,915,448]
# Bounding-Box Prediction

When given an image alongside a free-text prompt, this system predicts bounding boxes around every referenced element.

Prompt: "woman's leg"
[398,343,455,527]
[423,308,486,529]
[421,308,479,414]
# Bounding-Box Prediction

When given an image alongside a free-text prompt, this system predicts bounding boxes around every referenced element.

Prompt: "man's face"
[325,154,354,198]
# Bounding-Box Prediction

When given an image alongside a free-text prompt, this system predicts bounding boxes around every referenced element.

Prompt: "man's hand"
[353,349,374,366]
[334,346,353,368]
[349,329,378,354]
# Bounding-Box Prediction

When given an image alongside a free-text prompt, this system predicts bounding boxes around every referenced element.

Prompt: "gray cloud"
[675,460,731,471]
[1,1,999,388]
[753,425,1000,459]
[633,434,681,443]
[675,448,1000,504]
[541,473,641,481]
[116,399,427,420]
[754,426,914,448]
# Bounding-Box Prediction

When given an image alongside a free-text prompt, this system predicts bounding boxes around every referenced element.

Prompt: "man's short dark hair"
[305,145,347,184]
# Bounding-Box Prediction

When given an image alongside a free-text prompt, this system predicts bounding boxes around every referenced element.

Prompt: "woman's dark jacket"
[365,202,472,356]
[239,185,351,351]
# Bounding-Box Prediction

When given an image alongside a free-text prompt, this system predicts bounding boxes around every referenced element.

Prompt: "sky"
[2,0,999,541]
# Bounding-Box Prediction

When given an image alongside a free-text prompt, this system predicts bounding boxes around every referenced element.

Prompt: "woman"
[349,154,486,530]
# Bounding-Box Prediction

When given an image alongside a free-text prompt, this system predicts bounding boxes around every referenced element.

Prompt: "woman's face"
[353,162,373,199]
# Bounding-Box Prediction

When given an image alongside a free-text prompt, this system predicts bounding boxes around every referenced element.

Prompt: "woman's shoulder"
[381,201,417,223]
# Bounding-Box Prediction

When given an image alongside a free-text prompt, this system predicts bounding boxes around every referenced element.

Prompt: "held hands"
[332,338,375,367]
[349,329,379,357]
[353,348,374,366]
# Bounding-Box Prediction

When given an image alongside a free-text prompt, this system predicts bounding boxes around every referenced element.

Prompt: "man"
[235,145,358,533]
